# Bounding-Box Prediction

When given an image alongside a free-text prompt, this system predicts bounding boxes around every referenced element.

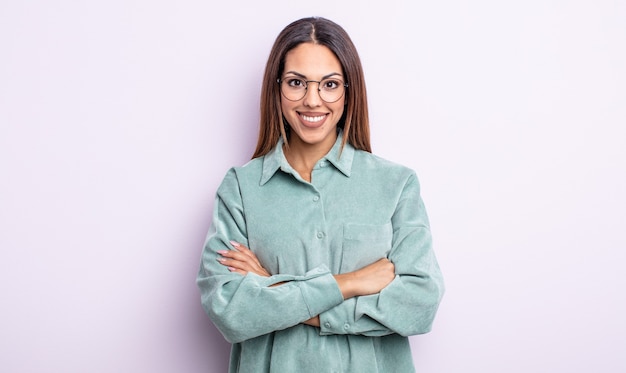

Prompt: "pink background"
[1,1,625,372]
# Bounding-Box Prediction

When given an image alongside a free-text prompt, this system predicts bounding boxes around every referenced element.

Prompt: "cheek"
[333,101,346,118]
[280,99,294,117]
[280,100,298,128]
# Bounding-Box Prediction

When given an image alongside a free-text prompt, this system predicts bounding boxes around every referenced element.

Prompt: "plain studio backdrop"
[1,0,625,372]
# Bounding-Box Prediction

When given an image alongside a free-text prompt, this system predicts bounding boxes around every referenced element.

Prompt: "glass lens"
[319,78,344,103]
[281,77,307,101]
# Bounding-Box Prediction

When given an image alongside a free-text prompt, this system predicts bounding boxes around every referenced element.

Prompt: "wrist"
[303,315,320,327]
[334,272,357,299]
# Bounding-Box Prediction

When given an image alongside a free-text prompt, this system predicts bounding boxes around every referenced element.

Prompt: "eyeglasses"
[278,76,348,103]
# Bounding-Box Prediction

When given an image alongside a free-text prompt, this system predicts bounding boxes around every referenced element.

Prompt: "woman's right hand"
[334,258,395,299]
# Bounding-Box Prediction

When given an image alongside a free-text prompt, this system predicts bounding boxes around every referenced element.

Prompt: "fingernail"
[229,241,240,247]
[216,257,226,263]
[227,267,236,271]
[217,250,227,255]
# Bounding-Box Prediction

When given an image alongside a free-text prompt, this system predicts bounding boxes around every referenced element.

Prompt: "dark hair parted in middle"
[252,17,371,158]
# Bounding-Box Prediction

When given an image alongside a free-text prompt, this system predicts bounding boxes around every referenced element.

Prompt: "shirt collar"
[260,131,355,185]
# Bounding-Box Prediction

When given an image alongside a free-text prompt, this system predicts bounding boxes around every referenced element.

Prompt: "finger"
[229,241,264,267]
[227,266,248,276]
[217,250,260,266]
[217,254,271,277]
[216,255,252,270]
[229,241,258,260]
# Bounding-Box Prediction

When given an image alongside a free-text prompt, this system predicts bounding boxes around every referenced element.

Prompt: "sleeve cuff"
[297,266,344,318]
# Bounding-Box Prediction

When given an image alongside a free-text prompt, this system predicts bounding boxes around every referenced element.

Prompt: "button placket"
[307,185,327,247]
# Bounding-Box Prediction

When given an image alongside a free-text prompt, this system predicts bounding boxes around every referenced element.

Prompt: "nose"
[302,81,322,107]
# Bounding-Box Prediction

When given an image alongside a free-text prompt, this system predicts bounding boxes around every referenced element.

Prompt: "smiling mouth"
[299,113,326,123]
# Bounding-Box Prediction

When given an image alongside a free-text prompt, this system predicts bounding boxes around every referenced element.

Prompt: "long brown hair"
[252,17,371,158]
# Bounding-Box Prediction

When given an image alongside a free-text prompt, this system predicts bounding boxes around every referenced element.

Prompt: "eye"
[322,79,341,90]
[286,78,306,88]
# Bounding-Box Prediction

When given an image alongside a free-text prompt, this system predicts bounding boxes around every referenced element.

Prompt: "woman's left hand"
[217,241,271,277]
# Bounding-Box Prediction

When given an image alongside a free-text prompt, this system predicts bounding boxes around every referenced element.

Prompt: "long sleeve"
[197,169,344,344]
[318,172,444,337]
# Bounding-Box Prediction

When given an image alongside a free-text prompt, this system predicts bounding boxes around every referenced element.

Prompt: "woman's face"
[280,42,345,151]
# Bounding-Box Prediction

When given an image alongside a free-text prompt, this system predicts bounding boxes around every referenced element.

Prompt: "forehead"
[283,43,342,77]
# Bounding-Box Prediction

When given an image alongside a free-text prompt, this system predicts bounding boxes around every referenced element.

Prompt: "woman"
[197,17,444,373]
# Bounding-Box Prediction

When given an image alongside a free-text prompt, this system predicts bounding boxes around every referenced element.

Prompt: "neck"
[284,133,337,182]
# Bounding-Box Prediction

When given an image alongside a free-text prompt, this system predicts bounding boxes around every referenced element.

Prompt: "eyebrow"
[283,71,343,80]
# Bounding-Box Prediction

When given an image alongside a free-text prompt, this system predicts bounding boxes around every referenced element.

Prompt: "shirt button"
[343,323,350,330]
[316,232,324,239]
[324,322,331,328]
[313,196,320,202]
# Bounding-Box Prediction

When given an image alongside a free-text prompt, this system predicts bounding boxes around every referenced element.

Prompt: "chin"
[292,127,337,145]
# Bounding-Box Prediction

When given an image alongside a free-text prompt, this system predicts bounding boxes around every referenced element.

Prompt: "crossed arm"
[200,170,444,342]
[216,240,396,327]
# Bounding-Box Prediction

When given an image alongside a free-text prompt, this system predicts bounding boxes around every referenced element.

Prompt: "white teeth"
[301,114,325,123]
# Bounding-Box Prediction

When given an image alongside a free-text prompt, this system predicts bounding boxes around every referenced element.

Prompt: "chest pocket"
[340,223,393,273]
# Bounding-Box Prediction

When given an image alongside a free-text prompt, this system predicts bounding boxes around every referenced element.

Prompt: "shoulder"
[352,149,418,183]
[233,156,265,177]
[217,157,265,192]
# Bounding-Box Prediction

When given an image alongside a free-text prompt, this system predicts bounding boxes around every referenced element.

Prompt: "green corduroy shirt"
[197,132,444,373]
